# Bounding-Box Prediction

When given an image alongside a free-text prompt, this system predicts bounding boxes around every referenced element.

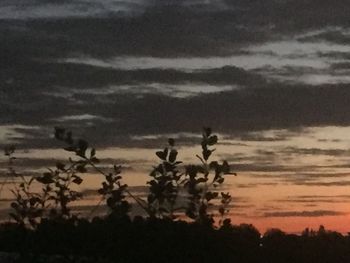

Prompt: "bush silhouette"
[6,127,234,226]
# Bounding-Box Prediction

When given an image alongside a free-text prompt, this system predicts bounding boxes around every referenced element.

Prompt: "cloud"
[238,134,288,142]
[294,181,350,187]
[53,114,114,123]
[3,1,350,149]
[47,63,265,87]
[2,0,350,62]
[236,182,279,189]
[263,210,346,218]
[280,147,350,157]
[317,51,350,60]
[275,195,350,204]
[0,0,147,20]
[275,172,350,186]
[330,62,350,70]
[299,29,350,45]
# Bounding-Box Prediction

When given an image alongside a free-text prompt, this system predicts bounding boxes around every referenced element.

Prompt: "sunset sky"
[2,0,350,233]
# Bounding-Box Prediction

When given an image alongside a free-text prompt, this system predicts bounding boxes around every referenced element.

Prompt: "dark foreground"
[0,217,349,263]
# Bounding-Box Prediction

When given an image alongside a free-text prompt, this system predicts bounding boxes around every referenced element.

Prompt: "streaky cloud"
[263,210,346,218]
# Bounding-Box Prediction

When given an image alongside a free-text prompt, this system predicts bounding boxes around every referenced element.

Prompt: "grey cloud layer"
[4,84,350,148]
[2,0,350,147]
[2,1,350,59]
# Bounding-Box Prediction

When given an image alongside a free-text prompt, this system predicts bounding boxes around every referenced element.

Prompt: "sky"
[2,0,350,233]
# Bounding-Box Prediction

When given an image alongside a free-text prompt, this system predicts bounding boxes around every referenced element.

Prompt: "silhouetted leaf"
[36,173,54,184]
[90,148,96,158]
[204,127,212,137]
[222,160,230,173]
[205,192,218,201]
[72,176,83,185]
[114,165,121,174]
[77,139,88,156]
[216,178,224,184]
[197,178,208,184]
[168,149,178,163]
[203,149,212,161]
[207,135,218,146]
[168,138,175,147]
[156,149,168,160]
[56,162,65,171]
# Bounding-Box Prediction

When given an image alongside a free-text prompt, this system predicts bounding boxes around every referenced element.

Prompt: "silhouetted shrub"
[147,138,182,219]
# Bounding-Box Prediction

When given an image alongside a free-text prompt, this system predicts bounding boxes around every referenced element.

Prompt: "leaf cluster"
[148,138,182,219]
[183,128,235,225]
[6,127,235,228]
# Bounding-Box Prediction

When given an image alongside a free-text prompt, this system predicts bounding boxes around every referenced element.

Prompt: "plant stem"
[84,158,151,215]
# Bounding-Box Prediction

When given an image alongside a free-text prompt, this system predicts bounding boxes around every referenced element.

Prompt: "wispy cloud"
[280,147,350,157]
[275,195,350,204]
[263,210,347,218]
[294,181,350,187]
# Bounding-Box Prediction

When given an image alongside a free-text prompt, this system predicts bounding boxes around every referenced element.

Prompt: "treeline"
[0,219,349,263]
